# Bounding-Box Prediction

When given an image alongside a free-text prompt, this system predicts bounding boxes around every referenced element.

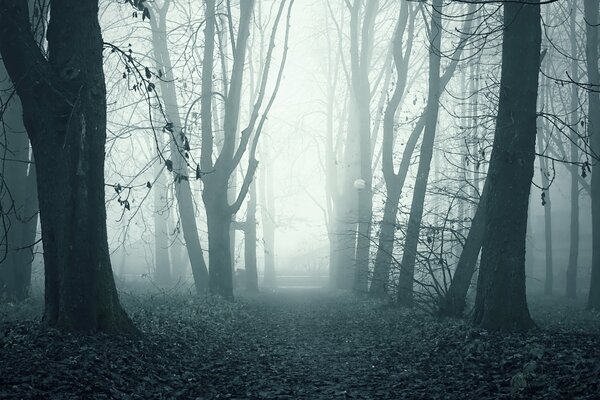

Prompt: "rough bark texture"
[472,1,540,331]
[584,0,600,310]
[0,0,136,333]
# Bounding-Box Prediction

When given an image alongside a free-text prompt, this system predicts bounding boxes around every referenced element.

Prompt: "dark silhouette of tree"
[0,0,136,333]
[472,0,541,331]
[584,0,600,311]
[0,0,44,302]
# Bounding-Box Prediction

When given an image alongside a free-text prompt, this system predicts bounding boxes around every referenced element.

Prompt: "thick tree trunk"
[0,72,32,300]
[584,0,600,310]
[204,180,234,298]
[397,0,444,307]
[0,0,40,301]
[0,0,136,333]
[472,1,540,331]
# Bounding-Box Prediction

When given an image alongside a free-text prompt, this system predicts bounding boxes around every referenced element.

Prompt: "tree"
[369,1,416,298]
[584,0,600,310]
[0,0,136,333]
[147,0,209,294]
[472,0,541,331]
[0,0,42,302]
[395,1,474,307]
[347,0,379,294]
[200,0,292,297]
[566,0,580,299]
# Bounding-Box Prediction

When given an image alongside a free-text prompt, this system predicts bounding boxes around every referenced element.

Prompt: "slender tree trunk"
[150,8,209,294]
[537,122,553,295]
[566,0,580,299]
[397,0,444,307]
[370,4,414,298]
[472,1,540,331]
[259,148,276,287]
[244,181,258,291]
[584,0,600,310]
[0,0,136,333]
[438,181,487,317]
[153,162,171,287]
[348,0,378,294]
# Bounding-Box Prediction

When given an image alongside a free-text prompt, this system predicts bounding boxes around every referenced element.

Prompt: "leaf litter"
[1,288,599,399]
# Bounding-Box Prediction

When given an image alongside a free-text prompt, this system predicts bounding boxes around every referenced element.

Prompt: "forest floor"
[1,287,599,399]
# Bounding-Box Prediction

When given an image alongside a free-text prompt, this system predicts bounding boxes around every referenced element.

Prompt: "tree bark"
[472,1,540,331]
[584,0,600,310]
[0,0,41,302]
[0,0,136,333]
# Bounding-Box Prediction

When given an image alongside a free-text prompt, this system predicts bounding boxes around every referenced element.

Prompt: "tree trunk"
[472,1,540,331]
[259,149,276,287]
[150,8,209,294]
[370,186,401,297]
[584,0,600,310]
[537,123,553,296]
[204,180,234,298]
[153,161,171,287]
[244,181,258,292]
[0,0,136,333]
[438,180,488,317]
[348,0,378,294]
[397,0,444,307]
[0,0,40,302]
[566,0,580,299]
[366,5,412,294]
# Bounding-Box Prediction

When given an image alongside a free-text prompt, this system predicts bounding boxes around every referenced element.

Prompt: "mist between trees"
[0,0,599,335]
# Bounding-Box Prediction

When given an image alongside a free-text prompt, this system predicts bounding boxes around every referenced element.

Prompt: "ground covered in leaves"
[1,288,599,399]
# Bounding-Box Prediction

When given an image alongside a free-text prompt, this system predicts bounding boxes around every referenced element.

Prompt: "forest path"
[1,288,599,399]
